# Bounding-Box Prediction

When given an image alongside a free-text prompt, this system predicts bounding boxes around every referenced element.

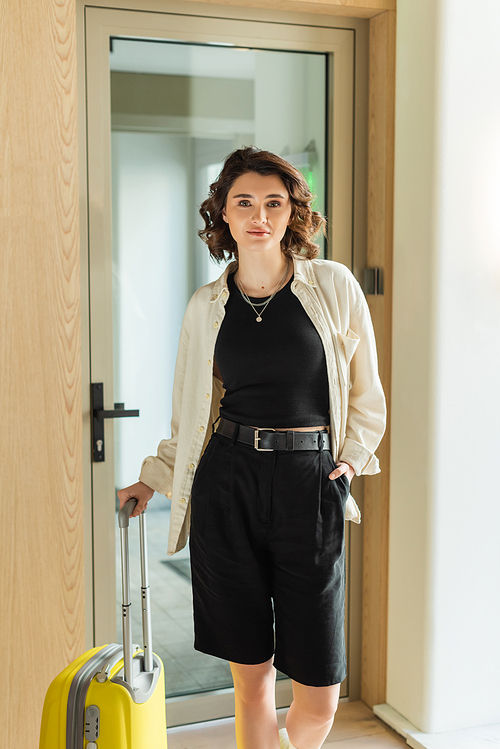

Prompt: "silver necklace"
[235,258,291,322]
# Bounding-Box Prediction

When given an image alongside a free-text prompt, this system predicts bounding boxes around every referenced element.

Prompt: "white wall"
[110,132,231,491]
[389,0,500,734]
[111,131,190,490]
[254,50,326,218]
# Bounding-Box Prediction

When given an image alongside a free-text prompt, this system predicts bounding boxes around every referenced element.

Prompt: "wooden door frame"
[363,9,395,709]
[76,0,395,711]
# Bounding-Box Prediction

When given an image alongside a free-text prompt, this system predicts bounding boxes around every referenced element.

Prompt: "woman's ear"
[222,211,228,223]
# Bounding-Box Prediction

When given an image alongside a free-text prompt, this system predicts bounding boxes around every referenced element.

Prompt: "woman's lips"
[247,230,269,235]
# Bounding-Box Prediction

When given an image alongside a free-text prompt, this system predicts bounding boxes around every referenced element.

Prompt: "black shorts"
[189,427,349,687]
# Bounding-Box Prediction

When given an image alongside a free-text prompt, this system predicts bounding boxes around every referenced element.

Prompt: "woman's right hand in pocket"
[117,481,155,518]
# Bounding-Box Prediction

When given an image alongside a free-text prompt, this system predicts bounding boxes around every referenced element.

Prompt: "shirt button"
[180,497,187,504]
[208,359,211,366]
[213,321,219,328]
[308,279,314,285]
[189,463,195,469]
[211,294,217,301]
[205,393,210,399]
[199,425,205,432]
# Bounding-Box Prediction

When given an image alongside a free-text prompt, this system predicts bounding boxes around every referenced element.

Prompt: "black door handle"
[95,407,140,420]
[91,383,139,463]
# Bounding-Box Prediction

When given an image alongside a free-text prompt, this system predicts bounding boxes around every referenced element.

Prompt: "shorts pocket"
[191,437,218,539]
[191,436,233,542]
[322,451,350,502]
[318,451,346,555]
[338,472,351,492]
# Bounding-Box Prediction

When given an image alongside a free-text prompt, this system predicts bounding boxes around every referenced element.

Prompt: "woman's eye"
[235,200,282,208]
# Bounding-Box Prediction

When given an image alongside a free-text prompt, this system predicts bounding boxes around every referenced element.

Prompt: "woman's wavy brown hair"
[198,146,326,262]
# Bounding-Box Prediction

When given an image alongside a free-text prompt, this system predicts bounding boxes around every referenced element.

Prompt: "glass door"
[110,36,328,703]
[85,6,355,725]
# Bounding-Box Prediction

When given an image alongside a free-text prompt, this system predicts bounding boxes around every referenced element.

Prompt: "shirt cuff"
[338,438,381,476]
[138,457,174,497]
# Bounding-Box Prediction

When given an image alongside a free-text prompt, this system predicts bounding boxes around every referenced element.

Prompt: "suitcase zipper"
[66,643,122,749]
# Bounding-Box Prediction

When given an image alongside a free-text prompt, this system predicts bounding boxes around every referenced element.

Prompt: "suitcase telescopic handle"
[118,499,154,688]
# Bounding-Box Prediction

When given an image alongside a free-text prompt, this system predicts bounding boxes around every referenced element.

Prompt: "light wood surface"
[180,0,396,19]
[0,1,85,746]
[362,9,396,708]
[167,700,407,748]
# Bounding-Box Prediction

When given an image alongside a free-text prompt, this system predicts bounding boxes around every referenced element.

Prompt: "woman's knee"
[230,658,276,703]
[291,682,341,725]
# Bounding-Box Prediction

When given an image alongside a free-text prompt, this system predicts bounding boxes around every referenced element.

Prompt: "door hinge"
[363,267,384,295]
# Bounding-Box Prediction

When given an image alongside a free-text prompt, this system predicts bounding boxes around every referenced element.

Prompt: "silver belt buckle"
[253,427,276,451]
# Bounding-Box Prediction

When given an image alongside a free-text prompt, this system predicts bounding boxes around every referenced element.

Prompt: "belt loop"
[319,431,324,452]
[230,421,240,446]
[211,414,221,435]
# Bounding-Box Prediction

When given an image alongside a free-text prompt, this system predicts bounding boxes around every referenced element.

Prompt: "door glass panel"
[110,37,327,699]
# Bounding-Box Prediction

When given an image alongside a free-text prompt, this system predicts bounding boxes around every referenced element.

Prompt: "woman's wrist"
[345,463,355,482]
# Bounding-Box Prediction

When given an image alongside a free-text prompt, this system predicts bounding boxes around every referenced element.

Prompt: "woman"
[118,146,386,749]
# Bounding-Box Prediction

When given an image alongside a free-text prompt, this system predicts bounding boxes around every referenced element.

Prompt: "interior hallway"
[167,701,407,748]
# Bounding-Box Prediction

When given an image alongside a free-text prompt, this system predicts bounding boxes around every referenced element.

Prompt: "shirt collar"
[209,253,316,303]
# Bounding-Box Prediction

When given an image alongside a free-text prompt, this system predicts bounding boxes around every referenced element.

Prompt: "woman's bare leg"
[285,681,341,749]
[230,658,280,749]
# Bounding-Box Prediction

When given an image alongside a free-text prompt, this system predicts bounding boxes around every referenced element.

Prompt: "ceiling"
[109,37,256,80]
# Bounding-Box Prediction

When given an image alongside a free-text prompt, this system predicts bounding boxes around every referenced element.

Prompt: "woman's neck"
[235,252,292,297]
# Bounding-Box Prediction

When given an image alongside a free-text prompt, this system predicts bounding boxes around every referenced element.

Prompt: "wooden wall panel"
[362,8,396,708]
[0,1,84,746]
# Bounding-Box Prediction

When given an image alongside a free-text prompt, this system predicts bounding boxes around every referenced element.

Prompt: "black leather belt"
[216,417,330,452]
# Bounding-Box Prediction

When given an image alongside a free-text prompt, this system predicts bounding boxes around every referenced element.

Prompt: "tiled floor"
[166,700,409,748]
[115,497,234,697]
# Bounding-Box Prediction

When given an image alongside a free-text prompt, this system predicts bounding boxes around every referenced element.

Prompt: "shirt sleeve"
[337,288,387,475]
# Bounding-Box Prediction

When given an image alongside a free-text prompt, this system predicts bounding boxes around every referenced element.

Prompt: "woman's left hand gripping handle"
[117,481,155,518]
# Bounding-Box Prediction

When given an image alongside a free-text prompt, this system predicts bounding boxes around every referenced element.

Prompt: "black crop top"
[214,271,330,427]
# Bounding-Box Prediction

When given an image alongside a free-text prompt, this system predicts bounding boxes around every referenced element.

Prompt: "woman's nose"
[251,205,268,223]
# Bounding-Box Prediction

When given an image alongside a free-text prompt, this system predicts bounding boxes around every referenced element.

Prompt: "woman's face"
[222,172,292,257]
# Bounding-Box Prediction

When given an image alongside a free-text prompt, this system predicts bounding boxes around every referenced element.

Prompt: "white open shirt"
[139,254,387,556]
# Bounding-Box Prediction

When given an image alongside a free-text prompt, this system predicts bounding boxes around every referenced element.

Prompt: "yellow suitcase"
[40,500,168,748]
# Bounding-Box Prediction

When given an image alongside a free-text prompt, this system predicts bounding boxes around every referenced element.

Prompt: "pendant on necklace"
[256,316,262,322]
